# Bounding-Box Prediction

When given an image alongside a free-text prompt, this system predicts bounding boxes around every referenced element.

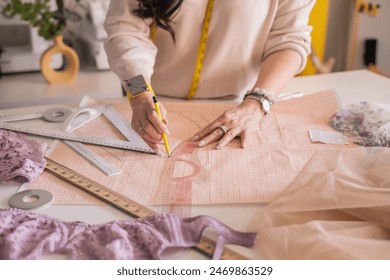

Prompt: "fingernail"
[216,144,222,150]
[163,129,170,135]
[198,140,205,147]
[192,135,199,141]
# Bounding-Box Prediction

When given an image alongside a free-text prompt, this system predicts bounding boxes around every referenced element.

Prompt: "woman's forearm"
[253,50,302,99]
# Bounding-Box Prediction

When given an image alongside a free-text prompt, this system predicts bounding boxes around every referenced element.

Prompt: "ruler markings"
[159,141,207,218]
[44,158,248,260]
[0,122,155,154]
[0,111,44,122]
[101,105,144,143]
[63,140,121,176]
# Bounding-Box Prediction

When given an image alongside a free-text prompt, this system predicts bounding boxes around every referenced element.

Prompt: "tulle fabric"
[249,147,390,259]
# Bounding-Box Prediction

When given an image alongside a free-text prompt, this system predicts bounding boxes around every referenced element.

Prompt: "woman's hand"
[192,99,265,149]
[129,91,169,154]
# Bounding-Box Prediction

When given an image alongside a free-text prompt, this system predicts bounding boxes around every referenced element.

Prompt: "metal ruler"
[59,104,150,176]
[0,107,73,123]
[0,111,45,122]
[44,158,249,260]
[63,140,121,176]
[0,121,155,154]
[100,104,148,149]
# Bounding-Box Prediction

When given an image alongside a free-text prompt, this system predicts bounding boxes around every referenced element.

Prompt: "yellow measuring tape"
[150,0,214,99]
[187,0,214,99]
[45,157,249,260]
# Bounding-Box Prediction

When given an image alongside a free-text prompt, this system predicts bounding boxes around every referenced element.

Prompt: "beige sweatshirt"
[104,0,315,99]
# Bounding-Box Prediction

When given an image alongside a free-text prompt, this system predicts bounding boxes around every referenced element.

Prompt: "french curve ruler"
[158,140,208,217]
[44,157,249,260]
[0,120,155,154]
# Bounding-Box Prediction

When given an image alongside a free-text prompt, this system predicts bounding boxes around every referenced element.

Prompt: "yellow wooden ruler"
[44,157,250,260]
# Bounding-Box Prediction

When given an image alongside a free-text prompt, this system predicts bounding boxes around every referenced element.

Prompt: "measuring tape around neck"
[151,0,214,99]
[187,0,214,99]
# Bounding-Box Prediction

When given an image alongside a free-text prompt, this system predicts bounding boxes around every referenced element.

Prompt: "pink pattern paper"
[27,90,355,206]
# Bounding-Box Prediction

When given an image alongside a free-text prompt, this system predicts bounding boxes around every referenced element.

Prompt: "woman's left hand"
[192,99,265,149]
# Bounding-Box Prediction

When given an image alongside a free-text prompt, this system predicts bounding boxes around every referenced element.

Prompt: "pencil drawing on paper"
[27,90,349,209]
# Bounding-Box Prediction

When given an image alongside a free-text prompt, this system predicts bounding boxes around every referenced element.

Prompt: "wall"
[352,0,390,75]
[300,0,330,75]
[325,0,390,75]
[324,0,352,72]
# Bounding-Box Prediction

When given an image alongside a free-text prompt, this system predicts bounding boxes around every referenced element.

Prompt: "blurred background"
[0,0,388,76]
[0,0,109,73]
[304,0,389,76]
[0,0,388,108]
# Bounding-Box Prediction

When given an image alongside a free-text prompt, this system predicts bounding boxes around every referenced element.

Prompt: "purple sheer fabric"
[0,129,47,183]
[0,208,257,260]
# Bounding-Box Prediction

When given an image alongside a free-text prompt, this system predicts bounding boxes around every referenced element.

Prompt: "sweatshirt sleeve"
[262,0,316,73]
[103,0,157,82]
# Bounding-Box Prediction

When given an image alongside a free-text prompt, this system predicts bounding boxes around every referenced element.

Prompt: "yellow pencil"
[152,96,171,157]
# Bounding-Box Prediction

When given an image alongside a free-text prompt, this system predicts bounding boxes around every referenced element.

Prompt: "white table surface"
[0,70,122,109]
[1,69,390,260]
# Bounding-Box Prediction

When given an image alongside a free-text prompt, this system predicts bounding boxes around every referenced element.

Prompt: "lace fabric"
[330,101,390,147]
[0,129,47,183]
[0,208,257,260]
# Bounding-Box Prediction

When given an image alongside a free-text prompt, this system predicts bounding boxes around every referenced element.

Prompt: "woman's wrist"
[129,90,155,108]
[242,87,274,115]
[240,98,266,116]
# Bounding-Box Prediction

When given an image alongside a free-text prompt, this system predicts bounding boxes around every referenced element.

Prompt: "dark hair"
[134,0,184,41]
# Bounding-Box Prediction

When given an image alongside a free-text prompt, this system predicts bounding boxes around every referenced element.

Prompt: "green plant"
[2,0,81,40]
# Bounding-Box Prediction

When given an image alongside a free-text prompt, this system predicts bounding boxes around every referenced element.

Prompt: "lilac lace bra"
[0,208,256,260]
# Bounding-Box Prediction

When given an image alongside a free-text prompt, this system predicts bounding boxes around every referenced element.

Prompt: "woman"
[104,0,315,154]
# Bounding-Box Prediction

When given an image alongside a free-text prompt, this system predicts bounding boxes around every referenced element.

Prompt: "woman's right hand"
[129,91,169,154]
